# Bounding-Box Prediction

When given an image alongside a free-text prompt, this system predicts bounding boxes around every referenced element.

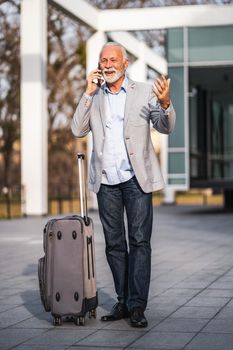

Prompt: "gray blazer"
[71,78,176,193]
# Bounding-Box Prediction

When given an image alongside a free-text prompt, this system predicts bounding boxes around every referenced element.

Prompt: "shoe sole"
[101,315,130,322]
[130,321,148,328]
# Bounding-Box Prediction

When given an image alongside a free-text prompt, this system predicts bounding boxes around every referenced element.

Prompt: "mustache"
[103,68,117,73]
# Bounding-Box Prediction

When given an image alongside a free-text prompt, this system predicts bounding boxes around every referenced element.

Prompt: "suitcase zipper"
[50,216,84,234]
[90,236,95,278]
[86,236,95,279]
[87,237,91,280]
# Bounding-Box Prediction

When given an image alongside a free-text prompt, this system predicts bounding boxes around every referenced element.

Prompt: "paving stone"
[185,296,230,307]
[149,296,188,306]
[24,329,95,346]
[225,299,233,307]
[0,293,38,305]
[69,347,123,350]
[104,317,163,332]
[0,206,233,349]
[173,281,210,289]
[0,306,35,328]
[215,306,233,319]
[129,349,184,350]
[128,331,195,349]
[160,289,200,299]
[12,346,68,350]
[0,328,46,348]
[0,304,20,313]
[0,345,14,350]
[152,318,209,333]
[147,304,180,318]
[202,319,233,333]
[77,329,142,347]
[217,276,233,282]
[185,333,233,350]
[170,306,220,319]
[208,281,233,289]
[9,313,54,329]
[199,289,233,298]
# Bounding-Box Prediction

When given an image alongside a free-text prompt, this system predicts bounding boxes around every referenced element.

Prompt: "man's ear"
[124,59,129,70]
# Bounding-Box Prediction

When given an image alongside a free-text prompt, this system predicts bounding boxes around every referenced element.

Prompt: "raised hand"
[152,75,171,110]
[85,68,104,96]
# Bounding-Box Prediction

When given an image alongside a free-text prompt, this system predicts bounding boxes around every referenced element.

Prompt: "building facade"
[20,0,233,214]
[167,25,233,207]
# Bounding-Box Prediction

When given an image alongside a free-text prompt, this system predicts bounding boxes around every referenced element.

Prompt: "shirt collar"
[103,76,128,95]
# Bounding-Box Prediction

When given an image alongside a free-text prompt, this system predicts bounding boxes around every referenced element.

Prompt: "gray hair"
[99,42,128,60]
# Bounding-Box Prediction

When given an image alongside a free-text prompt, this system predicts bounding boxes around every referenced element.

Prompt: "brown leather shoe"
[130,307,148,328]
[101,302,130,322]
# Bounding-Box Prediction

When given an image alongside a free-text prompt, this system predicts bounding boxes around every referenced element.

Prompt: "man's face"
[99,46,128,84]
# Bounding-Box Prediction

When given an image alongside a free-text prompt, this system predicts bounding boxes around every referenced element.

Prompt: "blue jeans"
[97,176,153,311]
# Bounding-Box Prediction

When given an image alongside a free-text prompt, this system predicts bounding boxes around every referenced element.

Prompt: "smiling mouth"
[104,71,116,75]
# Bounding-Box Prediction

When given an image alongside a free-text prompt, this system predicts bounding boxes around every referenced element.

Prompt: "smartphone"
[97,63,103,87]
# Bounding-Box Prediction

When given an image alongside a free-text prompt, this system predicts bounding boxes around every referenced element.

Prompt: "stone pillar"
[20,0,48,215]
[128,43,147,82]
[163,187,176,205]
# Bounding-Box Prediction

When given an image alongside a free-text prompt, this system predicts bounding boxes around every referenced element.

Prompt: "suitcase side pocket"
[38,256,51,312]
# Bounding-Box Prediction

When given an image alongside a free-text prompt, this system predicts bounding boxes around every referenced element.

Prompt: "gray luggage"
[38,154,98,326]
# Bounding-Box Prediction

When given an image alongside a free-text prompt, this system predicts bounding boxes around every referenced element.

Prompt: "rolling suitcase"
[38,153,98,326]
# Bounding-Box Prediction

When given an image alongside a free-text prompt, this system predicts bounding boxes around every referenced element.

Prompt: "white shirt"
[101,77,134,185]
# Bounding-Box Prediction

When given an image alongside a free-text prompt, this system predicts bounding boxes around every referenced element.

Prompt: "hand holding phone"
[97,63,103,87]
[85,67,104,96]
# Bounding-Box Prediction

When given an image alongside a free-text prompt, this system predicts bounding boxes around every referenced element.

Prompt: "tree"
[0,1,93,204]
[0,0,20,196]
[47,3,93,200]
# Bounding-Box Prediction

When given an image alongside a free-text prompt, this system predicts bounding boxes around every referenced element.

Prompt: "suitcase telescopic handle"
[77,153,90,226]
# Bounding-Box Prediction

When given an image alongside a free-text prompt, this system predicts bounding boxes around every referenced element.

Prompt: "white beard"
[103,68,125,84]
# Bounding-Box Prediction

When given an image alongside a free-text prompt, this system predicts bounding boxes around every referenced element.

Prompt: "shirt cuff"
[161,105,171,114]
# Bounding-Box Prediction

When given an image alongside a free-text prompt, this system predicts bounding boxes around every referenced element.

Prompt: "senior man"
[71,42,176,327]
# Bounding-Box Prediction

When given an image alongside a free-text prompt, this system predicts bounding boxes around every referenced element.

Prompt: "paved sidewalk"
[0,205,233,350]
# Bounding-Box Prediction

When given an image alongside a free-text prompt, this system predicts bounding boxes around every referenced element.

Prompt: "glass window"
[167,28,184,63]
[168,67,184,148]
[168,152,185,174]
[168,178,186,185]
[189,26,233,62]
[189,66,233,184]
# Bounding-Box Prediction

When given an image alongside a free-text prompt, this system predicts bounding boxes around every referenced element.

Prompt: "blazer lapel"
[98,87,108,134]
[124,79,136,127]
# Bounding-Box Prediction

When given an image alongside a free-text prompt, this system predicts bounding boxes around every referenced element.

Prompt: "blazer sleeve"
[148,89,176,135]
[71,93,92,138]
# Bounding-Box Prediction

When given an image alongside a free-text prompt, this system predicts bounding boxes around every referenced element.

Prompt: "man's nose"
[105,60,112,68]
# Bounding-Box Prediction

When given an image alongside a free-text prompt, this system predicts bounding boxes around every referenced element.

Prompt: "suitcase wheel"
[89,309,97,319]
[53,316,61,326]
[78,316,85,326]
